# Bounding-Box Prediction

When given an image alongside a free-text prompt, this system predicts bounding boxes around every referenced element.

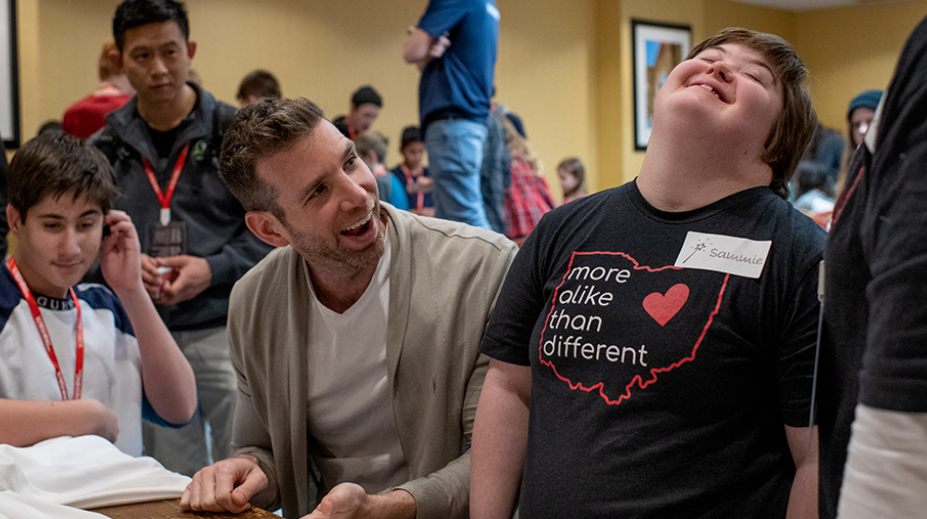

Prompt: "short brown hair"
[236,70,281,102]
[558,157,586,196]
[219,97,325,221]
[355,130,388,164]
[98,37,120,81]
[687,28,817,199]
[8,130,119,222]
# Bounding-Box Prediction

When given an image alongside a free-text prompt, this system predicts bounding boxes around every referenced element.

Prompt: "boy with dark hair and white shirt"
[0,130,196,456]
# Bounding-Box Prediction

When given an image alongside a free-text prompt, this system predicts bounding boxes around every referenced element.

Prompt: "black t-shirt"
[481,181,825,518]
[146,124,182,160]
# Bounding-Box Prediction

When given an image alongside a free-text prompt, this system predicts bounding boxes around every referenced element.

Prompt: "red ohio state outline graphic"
[538,251,730,406]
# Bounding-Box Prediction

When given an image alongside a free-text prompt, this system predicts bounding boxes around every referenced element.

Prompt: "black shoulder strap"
[208,102,239,162]
[94,128,123,166]
[212,103,238,142]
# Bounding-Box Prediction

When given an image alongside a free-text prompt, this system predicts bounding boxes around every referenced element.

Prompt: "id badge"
[146,220,187,258]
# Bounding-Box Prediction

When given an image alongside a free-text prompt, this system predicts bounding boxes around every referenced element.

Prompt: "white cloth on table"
[0,435,190,516]
[0,492,106,519]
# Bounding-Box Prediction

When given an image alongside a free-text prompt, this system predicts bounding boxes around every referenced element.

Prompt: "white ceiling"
[730,0,910,12]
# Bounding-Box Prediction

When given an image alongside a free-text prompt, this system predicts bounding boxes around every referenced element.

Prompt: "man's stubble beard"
[288,208,387,278]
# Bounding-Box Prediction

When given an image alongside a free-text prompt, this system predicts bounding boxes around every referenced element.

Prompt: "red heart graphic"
[643,284,690,326]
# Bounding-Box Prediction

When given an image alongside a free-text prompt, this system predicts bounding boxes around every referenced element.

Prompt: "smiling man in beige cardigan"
[179,97,516,519]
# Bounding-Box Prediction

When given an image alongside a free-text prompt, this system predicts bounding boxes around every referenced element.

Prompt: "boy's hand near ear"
[99,210,145,296]
[99,210,197,425]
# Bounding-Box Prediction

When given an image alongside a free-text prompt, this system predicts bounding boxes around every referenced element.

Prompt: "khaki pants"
[143,326,237,476]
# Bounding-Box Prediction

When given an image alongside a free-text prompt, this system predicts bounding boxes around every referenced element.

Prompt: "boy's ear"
[6,205,22,234]
[245,211,290,248]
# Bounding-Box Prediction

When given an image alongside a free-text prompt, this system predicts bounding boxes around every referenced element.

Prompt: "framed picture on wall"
[632,19,691,151]
[0,0,19,149]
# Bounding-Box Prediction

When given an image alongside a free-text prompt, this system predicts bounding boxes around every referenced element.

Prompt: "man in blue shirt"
[403,0,499,230]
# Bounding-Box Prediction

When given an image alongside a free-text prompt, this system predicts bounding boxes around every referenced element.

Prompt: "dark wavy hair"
[8,131,118,221]
[219,97,325,222]
[237,70,282,102]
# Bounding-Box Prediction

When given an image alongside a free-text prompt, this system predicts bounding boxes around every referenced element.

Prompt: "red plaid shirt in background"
[503,154,557,241]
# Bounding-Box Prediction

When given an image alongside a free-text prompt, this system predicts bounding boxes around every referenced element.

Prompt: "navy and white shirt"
[0,267,150,455]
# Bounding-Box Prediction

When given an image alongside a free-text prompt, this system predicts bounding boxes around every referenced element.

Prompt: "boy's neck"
[10,255,69,299]
[638,122,772,212]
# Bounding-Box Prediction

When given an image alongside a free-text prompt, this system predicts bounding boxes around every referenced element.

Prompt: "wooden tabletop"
[90,498,281,518]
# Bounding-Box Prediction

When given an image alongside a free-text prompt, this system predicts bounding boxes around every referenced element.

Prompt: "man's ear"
[245,211,290,248]
[6,205,22,234]
[187,40,197,60]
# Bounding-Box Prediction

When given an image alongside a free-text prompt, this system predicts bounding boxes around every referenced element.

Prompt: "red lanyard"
[7,258,84,401]
[400,165,424,210]
[142,142,190,226]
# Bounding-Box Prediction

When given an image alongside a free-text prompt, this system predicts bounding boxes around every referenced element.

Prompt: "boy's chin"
[53,266,90,289]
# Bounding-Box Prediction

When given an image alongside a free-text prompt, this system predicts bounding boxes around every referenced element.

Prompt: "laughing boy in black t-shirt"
[471,28,824,519]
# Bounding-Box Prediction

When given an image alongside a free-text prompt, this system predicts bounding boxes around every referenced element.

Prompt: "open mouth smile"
[696,83,727,102]
[341,211,374,237]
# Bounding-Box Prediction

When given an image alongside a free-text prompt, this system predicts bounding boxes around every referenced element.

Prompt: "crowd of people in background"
[47,37,575,243]
[44,8,891,247]
[3,0,927,518]
[789,88,883,229]
[28,3,894,239]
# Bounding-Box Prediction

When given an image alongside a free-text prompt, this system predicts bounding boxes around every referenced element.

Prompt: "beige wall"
[13,0,927,195]
[18,0,118,140]
[796,1,927,130]
[494,0,597,192]
[600,0,709,189]
[703,0,795,40]
[593,0,796,188]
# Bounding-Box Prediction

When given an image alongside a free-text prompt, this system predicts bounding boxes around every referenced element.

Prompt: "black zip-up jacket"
[92,83,272,330]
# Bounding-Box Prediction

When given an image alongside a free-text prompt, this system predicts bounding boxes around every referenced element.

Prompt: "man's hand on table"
[180,456,270,514]
[301,483,416,519]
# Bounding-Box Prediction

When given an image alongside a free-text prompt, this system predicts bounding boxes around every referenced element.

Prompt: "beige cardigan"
[229,204,517,518]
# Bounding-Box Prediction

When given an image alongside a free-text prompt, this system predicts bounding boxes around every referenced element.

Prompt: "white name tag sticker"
[674,231,771,279]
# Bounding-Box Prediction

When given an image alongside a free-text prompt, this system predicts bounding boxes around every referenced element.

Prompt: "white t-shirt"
[0,270,144,456]
[303,235,410,493]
